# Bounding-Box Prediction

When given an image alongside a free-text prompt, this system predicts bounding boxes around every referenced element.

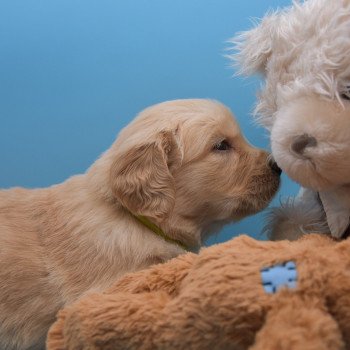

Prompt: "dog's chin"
[290,167,333,192]
[273,149,335,191]
[233,180,280,220]
[235,197,274,218]
[292,157,350,191]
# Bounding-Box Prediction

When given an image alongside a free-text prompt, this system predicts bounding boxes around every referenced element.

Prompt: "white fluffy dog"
[231,0,350,240]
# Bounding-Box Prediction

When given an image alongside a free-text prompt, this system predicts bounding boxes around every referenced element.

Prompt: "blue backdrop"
[0,0,299,244]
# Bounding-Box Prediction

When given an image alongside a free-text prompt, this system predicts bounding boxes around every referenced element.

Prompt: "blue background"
[0,0,298,245]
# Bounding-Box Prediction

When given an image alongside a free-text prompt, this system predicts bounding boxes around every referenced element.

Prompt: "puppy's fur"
[0,99,280,349]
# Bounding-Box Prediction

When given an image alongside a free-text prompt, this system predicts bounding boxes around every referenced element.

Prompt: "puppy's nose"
[291,134,317,155]
[268,157,282,176]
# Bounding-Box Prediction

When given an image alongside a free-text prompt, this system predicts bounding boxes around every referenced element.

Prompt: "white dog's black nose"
[268,158,282,176]
[291,134,317,155]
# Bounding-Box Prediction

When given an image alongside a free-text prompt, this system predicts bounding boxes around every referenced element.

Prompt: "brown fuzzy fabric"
[47,234,350,350]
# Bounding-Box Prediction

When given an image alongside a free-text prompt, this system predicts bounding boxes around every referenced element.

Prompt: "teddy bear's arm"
[47,253,197,350]
[47,290,171,350]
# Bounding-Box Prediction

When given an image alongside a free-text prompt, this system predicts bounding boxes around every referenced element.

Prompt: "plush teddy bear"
[231,0,350,240]
[47,233,350,350]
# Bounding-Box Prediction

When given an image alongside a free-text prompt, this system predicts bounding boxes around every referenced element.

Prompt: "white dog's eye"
[340,85,350,101]
[213,139,231,151]
[341,92,350,101]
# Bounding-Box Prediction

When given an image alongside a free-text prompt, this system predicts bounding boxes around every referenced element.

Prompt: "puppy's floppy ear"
[110,130,182,221]
[229,13,279,75]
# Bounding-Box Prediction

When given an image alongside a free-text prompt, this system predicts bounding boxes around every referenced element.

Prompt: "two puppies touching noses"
[0,99,280,349]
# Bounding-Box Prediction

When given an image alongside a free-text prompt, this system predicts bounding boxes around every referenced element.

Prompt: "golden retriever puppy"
[0,99,280,349]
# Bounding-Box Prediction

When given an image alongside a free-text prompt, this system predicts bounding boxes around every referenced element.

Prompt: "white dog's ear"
[229,14,279,75]
[110,130,182,222]
[319,190,350,239]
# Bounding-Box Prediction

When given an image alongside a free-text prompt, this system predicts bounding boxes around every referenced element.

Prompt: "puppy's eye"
[213,139,231,151]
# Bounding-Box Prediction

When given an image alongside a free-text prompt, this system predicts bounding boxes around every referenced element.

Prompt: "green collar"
[129,212,190,252]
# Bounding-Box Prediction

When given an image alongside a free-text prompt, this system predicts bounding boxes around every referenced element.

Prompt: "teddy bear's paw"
[250,297,345,350]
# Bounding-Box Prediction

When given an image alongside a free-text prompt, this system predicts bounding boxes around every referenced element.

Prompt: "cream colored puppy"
[0,99,280,349]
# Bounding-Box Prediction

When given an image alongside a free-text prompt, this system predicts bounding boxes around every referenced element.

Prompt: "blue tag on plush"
[261,261,297,294]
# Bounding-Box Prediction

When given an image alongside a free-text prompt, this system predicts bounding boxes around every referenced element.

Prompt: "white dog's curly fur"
[230,0,350,239]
